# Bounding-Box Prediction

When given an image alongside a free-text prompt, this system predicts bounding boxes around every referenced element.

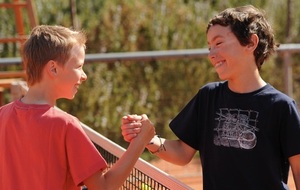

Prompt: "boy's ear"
[246,34,259,51]
[46,60,58,76]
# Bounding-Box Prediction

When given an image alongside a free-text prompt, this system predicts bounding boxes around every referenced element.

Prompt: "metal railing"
[2,44,300,97]
[81,122,192,190]
[1,44,300,66]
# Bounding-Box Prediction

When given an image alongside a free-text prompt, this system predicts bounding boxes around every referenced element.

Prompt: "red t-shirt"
[0,100,107,190]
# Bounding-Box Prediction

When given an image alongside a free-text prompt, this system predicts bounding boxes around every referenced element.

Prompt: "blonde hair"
[22,25,87,86]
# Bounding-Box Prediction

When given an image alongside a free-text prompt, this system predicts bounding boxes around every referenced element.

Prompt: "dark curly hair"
[206,5,279,70]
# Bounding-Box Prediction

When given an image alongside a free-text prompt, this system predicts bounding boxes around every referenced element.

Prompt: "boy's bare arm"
[121,114,196,166]
[84,114,155,190]
[289,154,300,190]
[146,137,196,166]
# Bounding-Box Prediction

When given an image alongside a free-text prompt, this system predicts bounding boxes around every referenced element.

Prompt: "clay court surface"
[150,158,296,190]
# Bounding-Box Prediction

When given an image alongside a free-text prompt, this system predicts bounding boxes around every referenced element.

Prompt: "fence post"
[283,52,293,97]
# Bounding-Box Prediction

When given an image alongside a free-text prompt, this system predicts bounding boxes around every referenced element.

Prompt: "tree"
[1,0,300,149]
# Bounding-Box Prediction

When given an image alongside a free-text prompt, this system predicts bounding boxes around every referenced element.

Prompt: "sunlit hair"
[206,5,278,70]
[22,25,87,86]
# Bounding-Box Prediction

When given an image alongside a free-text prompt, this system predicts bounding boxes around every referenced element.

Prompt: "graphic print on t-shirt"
[214,108,259,149]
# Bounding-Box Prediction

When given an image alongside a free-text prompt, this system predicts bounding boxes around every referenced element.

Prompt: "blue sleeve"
[281,100,300,158]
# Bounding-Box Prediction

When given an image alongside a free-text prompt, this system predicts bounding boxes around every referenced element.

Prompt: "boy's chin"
[217,75,227,81]
[62,95,76,100]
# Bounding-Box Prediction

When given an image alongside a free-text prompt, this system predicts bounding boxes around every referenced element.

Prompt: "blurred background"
[1,0,300,160]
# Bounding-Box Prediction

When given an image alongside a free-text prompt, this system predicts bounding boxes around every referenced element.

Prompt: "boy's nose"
[208,50,216,61]
[81,71,87,81]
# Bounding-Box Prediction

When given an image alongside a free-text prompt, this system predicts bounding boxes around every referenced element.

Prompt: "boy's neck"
[228,76,266,94]
[21,86,56,106]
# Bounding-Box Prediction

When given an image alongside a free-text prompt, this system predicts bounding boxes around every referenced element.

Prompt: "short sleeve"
[281,100,300,158]
[169,90,202,150]
[65,119,107,186]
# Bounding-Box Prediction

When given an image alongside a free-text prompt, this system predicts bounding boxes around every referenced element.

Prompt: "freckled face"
[207,25,248,81]
[57,45,87,99]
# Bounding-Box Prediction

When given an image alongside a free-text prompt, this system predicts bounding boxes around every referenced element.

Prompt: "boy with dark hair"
[122,5,300,189]
[0,25,155,190]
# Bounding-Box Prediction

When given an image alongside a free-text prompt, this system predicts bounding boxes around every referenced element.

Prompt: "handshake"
[121,114,166,155]
[121,114,154,142]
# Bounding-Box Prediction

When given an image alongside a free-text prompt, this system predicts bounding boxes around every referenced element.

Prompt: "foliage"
[1,0,300,150]
[57,0,219,147]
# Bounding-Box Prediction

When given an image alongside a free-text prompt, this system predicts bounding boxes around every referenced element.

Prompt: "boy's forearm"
[146,136,194,166]
[294,174,300,190]
[102,138,147,190]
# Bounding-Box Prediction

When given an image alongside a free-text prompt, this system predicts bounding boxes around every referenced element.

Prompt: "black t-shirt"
[170,81,300,190]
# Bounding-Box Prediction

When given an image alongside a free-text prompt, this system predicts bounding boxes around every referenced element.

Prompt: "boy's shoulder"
[50,106,80,126]
[0,101,14,110]
[0,101,19,114]
[0,100,80,128]
[200,81,226,92]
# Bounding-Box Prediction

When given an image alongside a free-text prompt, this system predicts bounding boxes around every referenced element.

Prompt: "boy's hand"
[134,114,156,146]
[121,114,155,143]
[121,114,143,142]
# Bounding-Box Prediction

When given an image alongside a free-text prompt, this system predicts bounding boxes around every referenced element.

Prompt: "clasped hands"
[121,114,156,143]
